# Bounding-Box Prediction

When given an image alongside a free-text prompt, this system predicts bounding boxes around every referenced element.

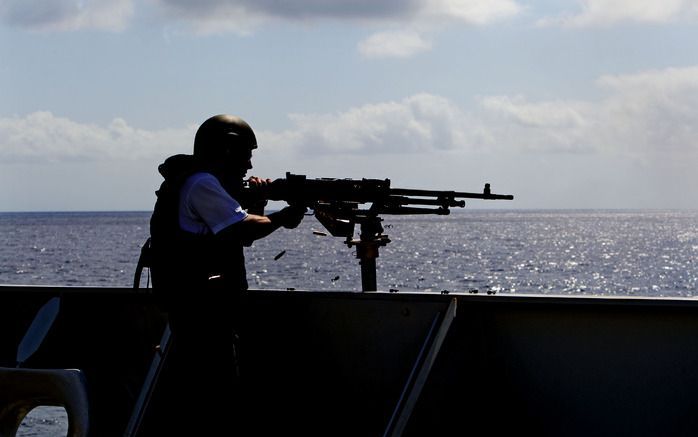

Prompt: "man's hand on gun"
[247,176,306,229]
[276,204,307,229]
[245,176,272,216]
[247,176,272,187]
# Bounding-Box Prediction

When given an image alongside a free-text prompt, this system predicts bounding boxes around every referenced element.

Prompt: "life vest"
[149,154,248,297]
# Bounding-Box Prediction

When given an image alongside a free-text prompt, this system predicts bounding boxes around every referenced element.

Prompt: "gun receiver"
[243,172,514,291]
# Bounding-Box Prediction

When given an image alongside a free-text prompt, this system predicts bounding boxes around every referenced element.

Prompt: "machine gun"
[243,172,514,291]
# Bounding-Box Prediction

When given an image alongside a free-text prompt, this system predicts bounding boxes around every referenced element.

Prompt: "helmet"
[193,114,257,161]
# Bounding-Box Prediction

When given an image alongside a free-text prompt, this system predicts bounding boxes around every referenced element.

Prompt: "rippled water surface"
[1,209,696,296]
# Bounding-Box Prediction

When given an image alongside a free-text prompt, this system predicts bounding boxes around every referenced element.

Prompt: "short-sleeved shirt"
[178,172,248,235]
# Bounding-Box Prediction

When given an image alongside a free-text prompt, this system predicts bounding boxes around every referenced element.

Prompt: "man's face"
[222,145,253,180]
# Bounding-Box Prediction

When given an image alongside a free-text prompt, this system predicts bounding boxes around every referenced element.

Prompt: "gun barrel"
[388,196,463,208]
[390,187,514,201]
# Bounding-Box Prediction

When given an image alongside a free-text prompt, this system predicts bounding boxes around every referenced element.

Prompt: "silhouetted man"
[147,114,305,433]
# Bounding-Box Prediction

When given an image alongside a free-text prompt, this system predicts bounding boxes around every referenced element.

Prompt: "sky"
[1,0,697,211]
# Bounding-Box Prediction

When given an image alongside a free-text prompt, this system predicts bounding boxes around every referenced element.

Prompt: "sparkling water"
[2,210,697,295]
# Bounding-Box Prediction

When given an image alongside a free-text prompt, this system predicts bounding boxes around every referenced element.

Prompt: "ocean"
[1,209,697,436]
[2,209,696,295]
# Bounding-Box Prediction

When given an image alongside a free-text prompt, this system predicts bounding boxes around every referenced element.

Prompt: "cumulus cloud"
[595,67,698,156]
[479,66,698,159]
[4,67,697,164]
[154,0,521,34]
[0,0,134,31]
[261,66,698,161]
[155,0,415,24]
[479,96,595,153]
[263,93,597,156]
[424,0,521,25]
[538,0,698,28]
[1,0,520,59]
[358,30,431,58]
[0,112,191,163]
[263,94,482,155]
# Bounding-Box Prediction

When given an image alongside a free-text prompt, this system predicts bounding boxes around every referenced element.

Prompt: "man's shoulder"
[186,171,218,184]
[182,172,223,191]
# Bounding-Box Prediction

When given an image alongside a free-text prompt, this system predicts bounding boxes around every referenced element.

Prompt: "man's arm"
[215,205,306,244]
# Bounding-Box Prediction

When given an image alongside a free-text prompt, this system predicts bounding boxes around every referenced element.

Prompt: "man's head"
[193,114,257,178]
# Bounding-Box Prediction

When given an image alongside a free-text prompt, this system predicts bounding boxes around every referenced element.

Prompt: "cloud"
[4,67,697,165]
[156,0,417,23]
[423,0,521,25]
[537,0,698,28]
[480,66,698,159]
[262,66,698,162]
[0,0,134,31]
[358,30,431,58]
[353,1,521,59]
[265,92,599,156]
[263,93,482,155]
[154,0,521,34]
[0,112,191,163]
[479,96,595,153]
[595,67,698,156]
[1,0,520,60]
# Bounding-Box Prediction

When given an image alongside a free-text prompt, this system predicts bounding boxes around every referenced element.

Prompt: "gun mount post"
[346,216,391,292]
